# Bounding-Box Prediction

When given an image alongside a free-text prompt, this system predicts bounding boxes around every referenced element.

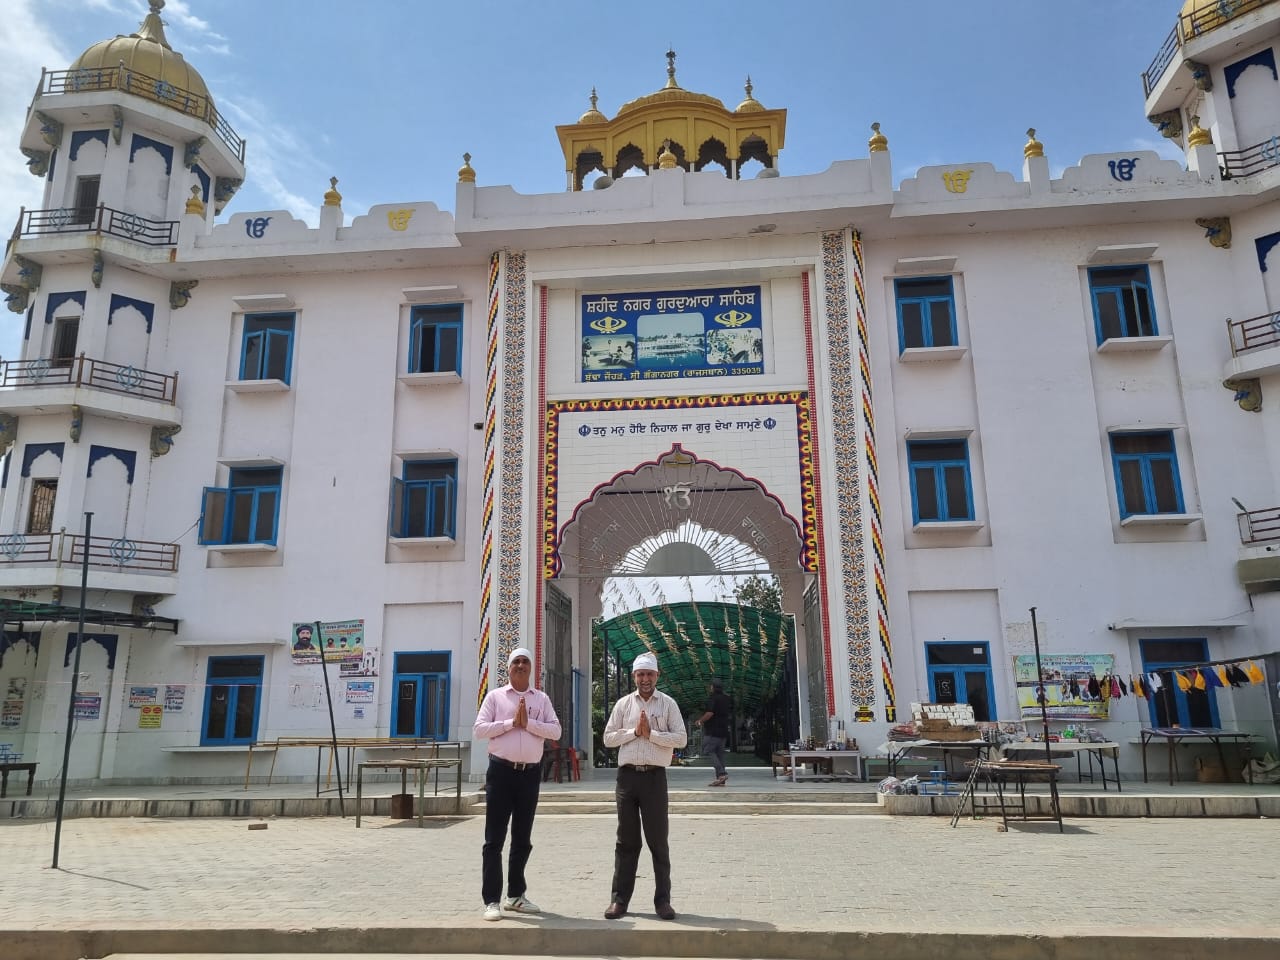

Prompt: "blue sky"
[1,0,1185,364]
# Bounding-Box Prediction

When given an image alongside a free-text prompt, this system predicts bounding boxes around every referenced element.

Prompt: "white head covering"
[632,651,659,674]
[508,646,534,667]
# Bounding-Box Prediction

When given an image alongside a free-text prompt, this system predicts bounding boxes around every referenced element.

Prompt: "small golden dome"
[1187,115,1213,147]
[1023,127,1044,159]
[868,122,888,153]
[616,49,726,116]
[458,152,476,183]
[735,77,765,114]
[578,88,607,124]
[323,176,342,207]
[657,141,678,169]
[69,1,211,105]
[184,183,204,215]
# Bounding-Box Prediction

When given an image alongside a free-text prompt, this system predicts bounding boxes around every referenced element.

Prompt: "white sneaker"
[501,895,541,913]
[483,902,502,921]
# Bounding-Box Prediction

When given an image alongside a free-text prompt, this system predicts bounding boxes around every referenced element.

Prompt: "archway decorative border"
[543,392,817,581]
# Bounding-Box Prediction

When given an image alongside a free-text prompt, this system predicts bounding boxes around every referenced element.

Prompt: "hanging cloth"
[1202,666,1224,689]
[1147,671,1164,692]
[1100,676,1111,700]
[1115,675,1128,697]
[1247,661,1266,684]
[1088,676,1102,699]
[1228,664,1251,687]
[1132,675,1146,699]
[1191,669,1206,691]
[1175,671,1192,692]
[1215,665,1231,688]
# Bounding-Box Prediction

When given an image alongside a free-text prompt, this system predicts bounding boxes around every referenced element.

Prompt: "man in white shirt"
[473,646,562,921]
[601,651,687,920]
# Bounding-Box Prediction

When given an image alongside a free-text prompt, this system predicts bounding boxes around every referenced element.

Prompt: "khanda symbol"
[1108,158,1138,181]
[941,169,973,193]
[589,316,627,334]
[387,208,414,231]
[245,216,272,238]
[714,309,753,328]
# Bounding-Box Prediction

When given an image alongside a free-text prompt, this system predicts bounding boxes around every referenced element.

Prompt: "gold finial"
[578,86,607,124]
[184,183,205,215]
[458,152,476,183]
[150,0,165,10]
[735,75,764,113]
[658,140,677,169]
[323,176,342,206]
[665,48,679,89]
[1023,127,1044,159]
[868,122,888,153]
[1187,115,1213,147]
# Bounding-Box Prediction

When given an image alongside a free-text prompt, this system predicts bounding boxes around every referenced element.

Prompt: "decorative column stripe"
[850,231,894,722]
[800,273,837,714]
[477,251,502,707]
[496,250,529,687]
[819,230,876,719]
[533,285,549,679]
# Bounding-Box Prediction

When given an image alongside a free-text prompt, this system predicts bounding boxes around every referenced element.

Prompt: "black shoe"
[604,901,627,920]
[656,902,677,921]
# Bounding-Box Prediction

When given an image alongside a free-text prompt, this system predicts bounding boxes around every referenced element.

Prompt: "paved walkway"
[4,786,1279,960]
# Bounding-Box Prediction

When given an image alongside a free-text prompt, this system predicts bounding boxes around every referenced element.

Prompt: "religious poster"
[291,620,365,665]
[163,685,186,711]
[1013,654,1117,720]
[345,680,375,704]
[138,704,163,729]
[73,694,102,720]
[581,285,764,383]
[340,645,380,677]
[1,699,22,727]
[128,686,158,708]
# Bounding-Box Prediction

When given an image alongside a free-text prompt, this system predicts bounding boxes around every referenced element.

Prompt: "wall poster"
[1013,653,1116,720]
[291,620,365,666]
[581,286,764,383]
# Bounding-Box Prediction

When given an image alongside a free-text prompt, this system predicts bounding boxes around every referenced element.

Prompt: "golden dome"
[184,184,204,215]
[1023,127,1044,159]
[616,49,725,116]
[868,122,888,153]
[458,152,476,183]
[1187,115,1213,147]
[323,176,342,207]
[69,1,211,104]
[578,88,607,124]
[657,141,678,169]
[735,77,764,114]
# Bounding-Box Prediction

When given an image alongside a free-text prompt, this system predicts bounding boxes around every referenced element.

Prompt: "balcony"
[1237,505,1280,593]
[1219,137,1280,179]
[36,65,245,162]
[1225,310,1280,379]
[1143,0,1279,97]
[0,354,179,426]
[0,531,180,594]
[1239,506,1280,545]
[12,204,178,247]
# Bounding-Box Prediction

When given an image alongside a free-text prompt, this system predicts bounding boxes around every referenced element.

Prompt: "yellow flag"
[1192,669,1206,691]
[1175,671,1191,692]
[1247,661,1265,684]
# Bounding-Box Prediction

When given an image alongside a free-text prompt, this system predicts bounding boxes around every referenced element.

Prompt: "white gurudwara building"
[2,0,1279,786]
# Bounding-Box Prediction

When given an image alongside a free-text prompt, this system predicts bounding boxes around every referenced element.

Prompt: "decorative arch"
[613,143,646,178]
[695,137,731,175]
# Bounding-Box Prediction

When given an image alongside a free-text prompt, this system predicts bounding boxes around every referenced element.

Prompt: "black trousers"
[610,765,671,907]
[481,760,542,905]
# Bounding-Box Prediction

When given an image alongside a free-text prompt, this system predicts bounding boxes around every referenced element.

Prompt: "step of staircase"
[536,799,885,815]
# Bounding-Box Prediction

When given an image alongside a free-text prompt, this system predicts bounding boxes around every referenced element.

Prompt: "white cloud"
[1127,134,1186,164]
[0,0,70,362]
[219,93,324,225]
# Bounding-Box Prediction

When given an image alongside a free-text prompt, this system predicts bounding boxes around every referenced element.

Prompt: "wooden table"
[970,759,1063,832]
[0,761,37,798]
[1001,741,1121,791]
[1140,728,1257,786]
[355,757,463,827]
[771,749,864,781]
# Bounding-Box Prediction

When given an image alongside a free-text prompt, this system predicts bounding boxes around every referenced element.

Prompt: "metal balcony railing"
[1219,136,1280,179]
[1227,310,1280,356]
[1238,506,1280,546]
[0,354,178,404]
[13,203,179,246]
[1142,0,1278,97]
[38,65,245,162]
[0,530,179,573]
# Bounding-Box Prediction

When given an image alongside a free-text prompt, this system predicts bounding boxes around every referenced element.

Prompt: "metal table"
[355,758,462,827]
[1140,728,1257,786]
[1002,741,1121,791]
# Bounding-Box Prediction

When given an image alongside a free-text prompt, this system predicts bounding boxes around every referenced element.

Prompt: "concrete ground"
[3,767,1279,960]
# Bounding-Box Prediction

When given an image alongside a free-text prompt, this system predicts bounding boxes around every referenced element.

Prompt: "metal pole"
[1029,606,1053,766]
[52,511,92,869]
[316,621,345,817]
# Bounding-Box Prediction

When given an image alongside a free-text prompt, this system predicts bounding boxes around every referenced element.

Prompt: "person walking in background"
[602,651,687,921]
[694,678,731,786]
[473,647,562,921]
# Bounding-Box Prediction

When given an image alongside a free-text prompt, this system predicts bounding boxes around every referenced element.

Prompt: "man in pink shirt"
[473,646,562,921]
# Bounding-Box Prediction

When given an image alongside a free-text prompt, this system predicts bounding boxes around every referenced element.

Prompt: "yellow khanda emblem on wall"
[387,208,415,231]
[589,316,627,334]
[941,170,973,194]
[713,309,753,328]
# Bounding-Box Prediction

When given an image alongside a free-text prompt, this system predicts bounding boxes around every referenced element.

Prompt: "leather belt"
[490,756,537,771]
[621,764,664,772]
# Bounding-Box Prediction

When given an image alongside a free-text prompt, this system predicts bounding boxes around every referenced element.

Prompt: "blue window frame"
[389,460,457,538]
[240,312,295,383]
[907,439,974,523]
[1110,431,1184,518]
[1089,265,1157,343]
[925,641,995,722]
[201,655,264,745]
[392,651,450,739]
[199,466,283,545]
[1139,639,1219,729]
[894,276,956,351]
[409,304,462,374]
